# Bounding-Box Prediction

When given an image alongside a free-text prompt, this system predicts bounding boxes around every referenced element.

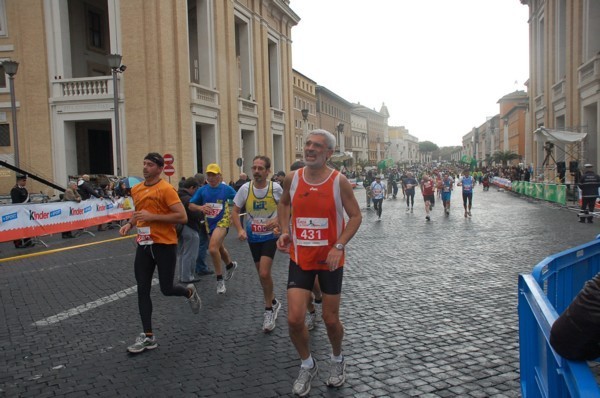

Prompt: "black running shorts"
[287,260,344,295]
[248,239,278,263]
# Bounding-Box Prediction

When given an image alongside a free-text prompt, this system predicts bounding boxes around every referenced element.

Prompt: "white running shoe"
[127,333,157,354]
[292,361,318,396]
[224,261,238,281]
[305,311,317,331]
[263,299,281,332]
[216,280,226,294]
[187,284,201,314]
[327,358,347,387]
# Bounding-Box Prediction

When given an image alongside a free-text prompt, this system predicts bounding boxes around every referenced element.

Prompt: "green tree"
[492,150,520,166]
[484,154,493,166]
[418,141,439,152]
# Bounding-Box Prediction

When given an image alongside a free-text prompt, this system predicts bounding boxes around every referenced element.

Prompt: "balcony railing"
[239,98,257,115]
[552,78,565,100]
[271,108,285,123]
[534,93,544,109]
[578,54,600,88]
[190,84,219,107]
[51,76,114,100]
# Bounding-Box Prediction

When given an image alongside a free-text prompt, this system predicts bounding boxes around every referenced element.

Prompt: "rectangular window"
[86,5,108,53]
[0,0,7,37]
[0,63,7,91]
[0,123,10,146]
[89,10,102,48]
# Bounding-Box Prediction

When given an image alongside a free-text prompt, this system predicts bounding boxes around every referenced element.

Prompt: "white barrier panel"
[0,197,135,242]
[492,177,512,189]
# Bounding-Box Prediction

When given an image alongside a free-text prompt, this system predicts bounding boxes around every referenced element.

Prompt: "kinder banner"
[0,197,135,242]
[492,177,512,190]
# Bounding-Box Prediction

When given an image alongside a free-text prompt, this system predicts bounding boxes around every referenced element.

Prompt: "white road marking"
[32,279,159,327]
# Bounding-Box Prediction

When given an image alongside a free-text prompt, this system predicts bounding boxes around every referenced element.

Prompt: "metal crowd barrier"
[518,235,600,397]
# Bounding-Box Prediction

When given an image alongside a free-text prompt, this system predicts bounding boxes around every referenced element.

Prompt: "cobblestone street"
[1,185,599,397]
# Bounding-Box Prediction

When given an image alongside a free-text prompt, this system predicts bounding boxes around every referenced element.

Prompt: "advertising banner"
[534,183,544,199]
[512,181,521,194]
[492,177,512,190]
[526,182,535,197]
[0,197,134,242]
[544,184,557,202]
[556,185,566,205]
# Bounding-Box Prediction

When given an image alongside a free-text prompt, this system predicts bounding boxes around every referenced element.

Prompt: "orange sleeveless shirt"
[289,168,345,271]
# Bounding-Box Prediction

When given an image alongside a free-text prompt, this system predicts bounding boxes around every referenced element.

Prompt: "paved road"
[1,185,598,397]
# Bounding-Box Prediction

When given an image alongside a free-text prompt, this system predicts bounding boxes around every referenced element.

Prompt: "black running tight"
[406,191,415,207]
[372,198,383,217]
[134,244,189,332]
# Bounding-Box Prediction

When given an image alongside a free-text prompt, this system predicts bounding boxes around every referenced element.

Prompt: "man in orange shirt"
[119,153,201,354]
[277,130,362,396]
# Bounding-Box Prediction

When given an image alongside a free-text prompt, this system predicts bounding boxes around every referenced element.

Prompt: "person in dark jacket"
[11,174,34,248]
[577,164,600,223]
[193,173,212,275]
[550,272,600,360]
[77,175,100,200]
[233,173,249,192]
[177,178,203,283]
[62,181,82,239]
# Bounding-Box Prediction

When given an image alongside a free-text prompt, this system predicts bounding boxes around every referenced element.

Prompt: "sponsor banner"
[544,184,557,202]
[525,182,532,197]
[512,181,521,194]
[534,183,544,199]
[491,177,512,190]
[556,185,566,205]
[0,197,134,242]
[499,180,568,205]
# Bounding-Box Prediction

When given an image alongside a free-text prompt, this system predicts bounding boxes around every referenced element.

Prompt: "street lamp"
[301,108,309,140]
[337,122,344,153]
[3,60,19,167]
[107,54,126,176]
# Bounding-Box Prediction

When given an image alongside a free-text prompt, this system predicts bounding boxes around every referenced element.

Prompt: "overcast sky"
[290,0,530,147]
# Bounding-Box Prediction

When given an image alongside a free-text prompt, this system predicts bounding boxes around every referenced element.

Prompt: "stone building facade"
[0,0,299,194]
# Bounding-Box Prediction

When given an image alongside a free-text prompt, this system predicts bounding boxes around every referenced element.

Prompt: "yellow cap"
[205,163,221,174]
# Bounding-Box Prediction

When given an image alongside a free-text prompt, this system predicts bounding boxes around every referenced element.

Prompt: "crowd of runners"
[362,166,489,222]
[119,129,362,397]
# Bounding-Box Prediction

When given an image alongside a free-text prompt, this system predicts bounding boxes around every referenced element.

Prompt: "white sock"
[331,353,343,363]
[301,355,315,369]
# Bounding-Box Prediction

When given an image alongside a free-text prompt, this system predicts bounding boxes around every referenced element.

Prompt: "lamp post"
[337,122,344,153]
[301,108,309,141]
[107,54,126,176]
[502,116,509,152]
[3,60,19,167]
[376,135,381,163]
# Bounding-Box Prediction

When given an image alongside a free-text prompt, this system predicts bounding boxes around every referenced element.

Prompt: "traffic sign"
[163,153,174,165]
[163,164,175,176]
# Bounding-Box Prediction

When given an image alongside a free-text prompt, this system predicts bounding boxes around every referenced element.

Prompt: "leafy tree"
[484,154,493,166]
[492,150,520,166]
[419,141,439,152]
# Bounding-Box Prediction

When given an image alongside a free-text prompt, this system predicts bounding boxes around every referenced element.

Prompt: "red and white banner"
[492,177,512,190]
[0,197,135,242]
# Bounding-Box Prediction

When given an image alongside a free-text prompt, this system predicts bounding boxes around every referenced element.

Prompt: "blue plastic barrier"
[518,236,600,397]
